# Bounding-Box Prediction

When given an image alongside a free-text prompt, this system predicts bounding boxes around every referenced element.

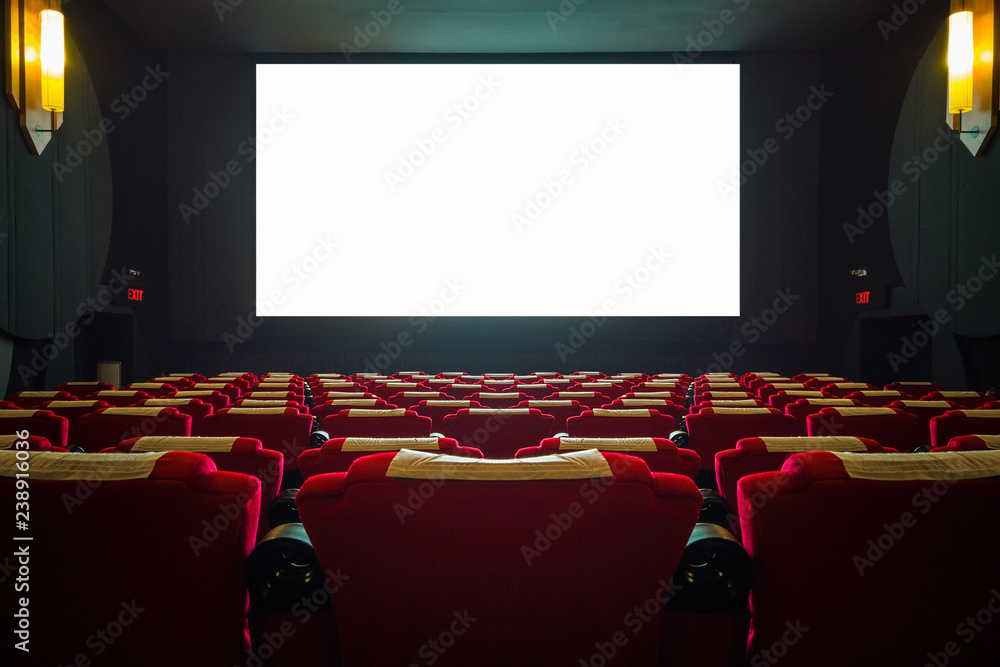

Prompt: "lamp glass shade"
[40,9,64,113]
[948,10,974,114]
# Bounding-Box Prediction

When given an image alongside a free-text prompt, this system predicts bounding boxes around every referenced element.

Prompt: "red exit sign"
[855,290,870,304]
[128,288,144,302]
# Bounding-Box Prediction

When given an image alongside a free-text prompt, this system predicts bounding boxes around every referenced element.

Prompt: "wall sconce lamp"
[946,0,997,155]
[4,0,64,156]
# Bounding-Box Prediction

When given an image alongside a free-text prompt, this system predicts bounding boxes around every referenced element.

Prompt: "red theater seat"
[413,399,483,433]
[54,380,116,398]
[115,435,282,540]
[297,449,701,666]
[566,408,678,438]
[766,390,826,412]
[517,436,700,478]
[444,408,555,458]
[922,390,993,409]
[510,384,556,400]
[297,436,482,478]
[73,407,192,452]
[235,399,308,413]
[845,389,905,407]
[191,382,242,402]
[369,381,429,400]
[40,399,109,430]
[122,382,177,397]
[243,390,304,405]
[514,399,585,433]
[201,407,314,469]
[888,399,957,428]
[929,409,1000,448]
[174,389,231,411]
[0,433,66,451]
[152,375,198,390]
[0,450,259,666]
[739,450,1000,666]
[470,391,528,409]
[5,390,75,408]
[932,434,1000,451]
[715,436,887,535]
[0,409,69,448]
[784,397,860,431]
[138,398,214,430]
[807,406,926,449]
[93,389,154,407]
[385,391,447,410]
[322,408,433,440]
[543,391,611,409]
[884,380,944,398]
[686,407,799,473]
[819,381,875,398]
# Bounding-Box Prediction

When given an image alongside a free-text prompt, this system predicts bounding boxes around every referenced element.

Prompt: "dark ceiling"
[98,0,916,54]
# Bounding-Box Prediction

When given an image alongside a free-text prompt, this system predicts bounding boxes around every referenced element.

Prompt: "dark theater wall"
[164,51,824,375]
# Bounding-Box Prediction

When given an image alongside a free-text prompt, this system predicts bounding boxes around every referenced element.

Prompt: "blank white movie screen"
[256,63,740,317]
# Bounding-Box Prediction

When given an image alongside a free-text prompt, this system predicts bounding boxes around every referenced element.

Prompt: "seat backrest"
[845,389,905,407]
[200,408,315,468]
[543,391,611,409]
[116,435,282,541]
[122,382,178,397]
[766,390,826,412]
[517,436,700,478]
[444,408,555,458]
[471,392,529,409]
[297,449,702,666]
[609,398,687,421]
[72,407,192,452]
[739,450,1000,666]
[5,390,75,408]
[93,389,154,407]
[0,433,65,451]
[54,380,116,398]
[514,399,586,433]
[297,436,483,478]
[173,389,231,411]
[566,408,678,439]
[783,398,860,430]
[685,407,799,471]
[807,406,927,449]
[40,399,109,429]
[0,450,259,665]
[887,399,956,427]
[932,434,1000,451]
[929,409,1000,448]
[819,381,875,398]
[923,390,991,409]
[0,409,70,448]
[884,380,944,398]
[715,435,886,533]
[321,408,433,440]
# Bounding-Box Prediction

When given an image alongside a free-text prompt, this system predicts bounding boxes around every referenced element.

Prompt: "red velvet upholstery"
[766,391,826,412]
[137,398,213,430]
[73,407,193,452]
[818,381,876,398]
[470,392,529,409]
[116,436,282,541]
[235,399,308,414]
[566,409,678,439]
[784,398,860,431]
[93,389,154,407]
[0,450,259,666]
[800,375,847,389]
[756,383,808,402]
[607,398,687,422]
[574,381,626,399]
[297,436,482,478]
[514,399,586,433]
[739,451,1000,666]
[807,406,927,449]
[192,382,242,402]
[243,390,304,405]
[444,408,555,458]
[369,381,430,400]
[0,433,66,451]
[201,408,315,469]
[715,436,887,535]
[297,450,702,666]
[542,391,611,409]
[888,399,957,429]
[152,375,198,390]
[686,408,799,472]
[932,434,1000,451]
[5,390,75,408]
[174,389,231,411]
[54,381,115,398]
[845,389,906,407]
[441,383,487,400]
[0,409,69,448]
[929,409,1000,448]
[509,384,555,400]
[40,399,109,430]
[122,382,178,397]
[385,391,447,410]
[517,436,700,478]
[322,408,433,440]
[923,390,993,409]
[413,400,483,433]
[884,380,944,398]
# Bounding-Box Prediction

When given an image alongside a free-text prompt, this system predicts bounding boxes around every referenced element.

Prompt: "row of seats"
[4,432,999,665]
